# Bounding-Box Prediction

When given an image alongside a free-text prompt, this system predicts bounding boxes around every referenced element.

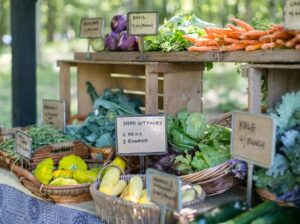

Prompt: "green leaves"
[168,110,231,174]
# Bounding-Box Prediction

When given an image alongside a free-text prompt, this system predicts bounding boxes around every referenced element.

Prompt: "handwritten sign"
[284,0,300,29]
[15,130,32,160]
[128,12,158,36]
[80,17,104,38]
[116,115,167,156]
[231,111,276,168]
[42,99,66,131]
[146,169,182,211]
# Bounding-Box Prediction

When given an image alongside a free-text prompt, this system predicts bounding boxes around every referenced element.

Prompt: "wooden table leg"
[59,62,71,120]
[248,68,262,114]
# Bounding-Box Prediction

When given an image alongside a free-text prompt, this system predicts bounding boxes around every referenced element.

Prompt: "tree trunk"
[234,0,240,18]
[193,0,200,17]
[245,0,252,22]
[220,0,228,27]
[269,0,276,21]
[46,0,56,42]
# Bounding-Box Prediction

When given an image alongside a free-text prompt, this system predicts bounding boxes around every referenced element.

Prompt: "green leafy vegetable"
[66,86,142,147]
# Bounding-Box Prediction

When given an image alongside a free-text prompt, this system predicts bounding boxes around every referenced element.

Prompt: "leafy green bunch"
[168,110,231,175]
[254,92,300,201]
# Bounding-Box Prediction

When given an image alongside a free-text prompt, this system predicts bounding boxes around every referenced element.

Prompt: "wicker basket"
[28,141,90,169]
[90,173,205,224]
[0,127,28,170]
[180,161,241,196]
[11,157,103,204]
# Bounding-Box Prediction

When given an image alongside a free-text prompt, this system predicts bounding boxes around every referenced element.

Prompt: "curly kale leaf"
[270,91,300,132]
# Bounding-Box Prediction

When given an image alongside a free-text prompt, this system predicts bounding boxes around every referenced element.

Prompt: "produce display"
[104,15,139,51]
[253,91,300,206]
[184,17,300,52]
[99,166,205,205]
[0,125,72,159]
[33,154,101,185]
[144,15,213,52]
[66,82,142,147]
[150,110,246,179]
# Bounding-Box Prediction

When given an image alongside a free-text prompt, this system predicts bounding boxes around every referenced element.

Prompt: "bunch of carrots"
[184,18,300,52]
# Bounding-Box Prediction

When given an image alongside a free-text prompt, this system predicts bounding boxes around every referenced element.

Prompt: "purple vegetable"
[111,15,127,33]
[229,159,248,179]
[104,32,119,51]
[117,31,139,51]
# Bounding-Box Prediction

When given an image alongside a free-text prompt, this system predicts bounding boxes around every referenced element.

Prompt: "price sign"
[15,130,32,160]
[231,111,276,168]
[231,111,275,207]
[42,99,66,131]
[284,0,300,30]
[128,12,159,36]
[116,115,167,156]
[80,17,104,38]
[146,168,182,223]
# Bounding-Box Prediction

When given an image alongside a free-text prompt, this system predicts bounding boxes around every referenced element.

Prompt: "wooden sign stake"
[231,111,276,207]
[86,39,91,60]
[139,36,145,60]
[160,205,167,224]
[246,162,254,207]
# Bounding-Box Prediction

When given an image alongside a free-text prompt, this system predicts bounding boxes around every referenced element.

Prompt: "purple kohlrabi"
[117,31,139,51]
[104,32,119,51]
[111,15,127,33]
[229,159,248,179]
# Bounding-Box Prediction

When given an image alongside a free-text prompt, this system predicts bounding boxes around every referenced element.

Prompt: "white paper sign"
[146,169,182,211]
[128,12,158,36]
[42,99,66,131]
[80,17,104,38]
[284,0,300,30]
[15,130,32,160]
[231,111,276,168]
[116,115,167,156]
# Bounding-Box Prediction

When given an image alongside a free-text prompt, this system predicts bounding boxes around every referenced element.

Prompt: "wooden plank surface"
[248,68,262,114]
[246,64,300,69]
[145,66,159,114]
[74,50,300,63]
[163,63,204,115]
[77,64,113,115]
[267,69,289,108]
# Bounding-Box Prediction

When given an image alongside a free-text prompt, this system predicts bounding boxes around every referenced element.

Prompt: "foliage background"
[0,0,284,127]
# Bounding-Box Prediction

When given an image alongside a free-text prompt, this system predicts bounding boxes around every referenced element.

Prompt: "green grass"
[0,42,247,127]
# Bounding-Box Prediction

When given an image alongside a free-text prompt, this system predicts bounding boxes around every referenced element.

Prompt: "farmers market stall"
[1,8,300,224]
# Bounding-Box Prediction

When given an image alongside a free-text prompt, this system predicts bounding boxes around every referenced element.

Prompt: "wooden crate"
[244,64,300,113]
[58,58,204,119]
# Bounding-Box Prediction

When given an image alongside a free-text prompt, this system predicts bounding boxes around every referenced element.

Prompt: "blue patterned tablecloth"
[0,184,105,224]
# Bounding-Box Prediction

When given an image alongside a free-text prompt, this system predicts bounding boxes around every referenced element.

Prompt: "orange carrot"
[245,42,264,51]
[271,31,290,40]
[205,27,232,36]
[271,24,284,32]
[240,30,269,40]
[183,35,199,43]
[226,24,245,33]
[231,17,254,31]
[194,39,218,47]
[295,44,300,50]
[286,30,298,36]
[188,46,220,52]
[224,37,240,44]
[261,42,277,50]
[286,38,297,48]
[259,34,273,42]
[226,31,242,39]
[240,40,259,45]
[220,43,245,51]
[275,39,286,47]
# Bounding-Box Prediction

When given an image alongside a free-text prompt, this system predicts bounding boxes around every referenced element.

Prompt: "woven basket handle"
[11,164,42,187]
[50,141,74,152]
[96,164,125,186]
